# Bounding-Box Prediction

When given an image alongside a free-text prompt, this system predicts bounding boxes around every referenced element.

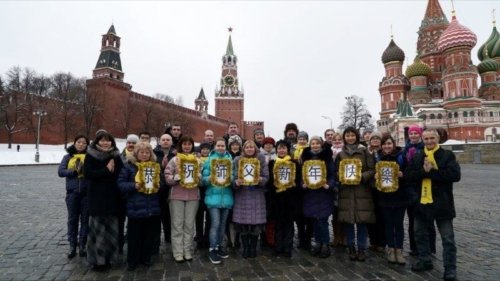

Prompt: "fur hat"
[228,135,242,146]
[369,131,382,140]
[262,137,275,146]
[284,123,299,135]
[126,134,139,143]
[297,131,309,141]
[408,125,423,136]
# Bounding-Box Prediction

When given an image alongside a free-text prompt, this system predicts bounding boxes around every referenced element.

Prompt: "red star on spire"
[228,27,233,33]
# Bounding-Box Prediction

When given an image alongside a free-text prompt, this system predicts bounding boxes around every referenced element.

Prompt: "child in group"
[335,127,376,262]
[165,136,201,263]
[268,140,300,258]
[232,140,269,258]
[375,134,410,265]
[118,142,161,271]
[301,136,336,258]
[201,138,234,264]
[58,135,90,259]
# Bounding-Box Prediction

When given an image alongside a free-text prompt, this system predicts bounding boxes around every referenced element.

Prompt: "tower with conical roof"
[215,28,244,127]
[195,87,209,115]
[406,55,432,104]
[93,24,124,81]
[416,0,449,99]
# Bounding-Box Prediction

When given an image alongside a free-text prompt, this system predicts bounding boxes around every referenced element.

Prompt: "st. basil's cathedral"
[378,0,500,145]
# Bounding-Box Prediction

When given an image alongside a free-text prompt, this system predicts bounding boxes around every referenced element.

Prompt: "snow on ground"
[0,139,128,166]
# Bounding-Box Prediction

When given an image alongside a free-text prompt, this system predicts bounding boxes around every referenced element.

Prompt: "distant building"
[2,26,263,144]
[377,0,500,145]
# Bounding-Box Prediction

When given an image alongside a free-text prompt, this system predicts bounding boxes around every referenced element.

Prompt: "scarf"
[421,144,439,204]
[293,144,308,160]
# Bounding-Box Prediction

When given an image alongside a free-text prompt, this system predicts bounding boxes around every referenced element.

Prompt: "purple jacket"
[232,153,269,225]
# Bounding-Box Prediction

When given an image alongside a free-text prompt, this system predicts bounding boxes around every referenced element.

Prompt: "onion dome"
[405,56,432,78]
[477,50,499,74]
[438,14,477,52]
[477,25,500,61]
[382,39,405,64]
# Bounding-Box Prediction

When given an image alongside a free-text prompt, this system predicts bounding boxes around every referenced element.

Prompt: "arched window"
[454,112,458,118]
[490,112,494,117]
[470,111,474,117]
[463,111,468,117]
[437,113,443,119]
[448,112,452,119]
[430,114,435,119]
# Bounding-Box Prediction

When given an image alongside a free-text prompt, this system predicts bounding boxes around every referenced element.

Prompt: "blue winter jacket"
[117,160,161,218]
[201,150,234,209]
[58,145,89,193]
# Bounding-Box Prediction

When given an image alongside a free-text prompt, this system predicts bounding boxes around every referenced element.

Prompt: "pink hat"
[408,125,423,136]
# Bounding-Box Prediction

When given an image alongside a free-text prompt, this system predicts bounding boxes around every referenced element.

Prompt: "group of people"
[58,121,460,281]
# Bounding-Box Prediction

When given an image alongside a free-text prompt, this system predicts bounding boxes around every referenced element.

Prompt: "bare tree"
[338,95,375,132]
[1,67,29,148]
[154,93,175,103]
[51,73,82,147]
[81,85,102,138]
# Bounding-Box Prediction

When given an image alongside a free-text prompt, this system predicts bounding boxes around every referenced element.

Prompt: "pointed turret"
[93,24,124,81]
[195,87,209,113]
[226,33,234,56]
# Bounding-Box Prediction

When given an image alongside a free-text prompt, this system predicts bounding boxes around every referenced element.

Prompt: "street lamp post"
[33,109,47,163]
[321,115,333,129]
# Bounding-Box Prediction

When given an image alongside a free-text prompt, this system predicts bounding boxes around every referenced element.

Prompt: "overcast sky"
[0,1,497,139]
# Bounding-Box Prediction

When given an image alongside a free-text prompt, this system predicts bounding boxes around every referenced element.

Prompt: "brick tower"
[215,28,244,131]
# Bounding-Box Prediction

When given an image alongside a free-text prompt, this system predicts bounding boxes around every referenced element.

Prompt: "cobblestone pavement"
[0,164,499,280]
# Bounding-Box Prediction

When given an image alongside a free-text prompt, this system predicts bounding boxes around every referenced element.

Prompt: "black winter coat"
[117,161,161,219]
[58,145,89,193]
[375,147,412,208]
[405,147,461,221]
[267,158,301,221]
[84,145,123,216]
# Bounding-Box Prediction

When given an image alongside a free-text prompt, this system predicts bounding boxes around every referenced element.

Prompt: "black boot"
[242,235,250,259]
[310,243,321,257]
[79,244,87,257]
[348,246,357,261]
[319,244,331,258]
[67,245,77,259]
[249,235,258,258]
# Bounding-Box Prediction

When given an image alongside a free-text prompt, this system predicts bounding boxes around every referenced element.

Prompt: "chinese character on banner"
[381,167,393,187]
[375,161,399,192]
[344,164,357,180]
[183,163,195,184]
[279,167,291,182]
[144,167,154,189]
[302,160,326,189]
[216,164,228,182]
[238,158,260,185]
[339,159,362,185]
[210,158,232,186]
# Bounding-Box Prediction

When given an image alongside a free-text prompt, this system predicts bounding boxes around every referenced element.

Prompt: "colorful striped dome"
[437,15,477,52]
[477,52,499,74]
[477,26,500,61]
[405,56,432,78]
[382,39,405,64]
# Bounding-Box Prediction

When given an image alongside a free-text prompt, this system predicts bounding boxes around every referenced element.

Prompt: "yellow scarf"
[293,144,308,161]
[68,154,85,178]
[176,152,197,162]
[421,144,439,204]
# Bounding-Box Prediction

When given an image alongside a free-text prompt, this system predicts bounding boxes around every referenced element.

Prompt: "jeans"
[344,223,368,249]
[208,208,230,249]
[415,216,456,270]
[381,207,405,249]
[313,217,330,244]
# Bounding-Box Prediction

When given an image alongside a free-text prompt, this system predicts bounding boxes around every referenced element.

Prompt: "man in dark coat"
[406,129,461,281]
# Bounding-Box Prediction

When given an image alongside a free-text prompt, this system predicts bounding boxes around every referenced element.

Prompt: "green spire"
[396,99,414,117]
[226,34,234,56]
[197,88,206,100]
[108,24,116,34]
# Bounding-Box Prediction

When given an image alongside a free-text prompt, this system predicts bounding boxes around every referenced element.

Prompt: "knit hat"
[126,134,139,143]
[228,135,242,146]
[253,128,264,136]
[408,125,423,136]
[284,123,299,135]
[369,131,382,140]
[262,137,275,146]
[297,131,309,141]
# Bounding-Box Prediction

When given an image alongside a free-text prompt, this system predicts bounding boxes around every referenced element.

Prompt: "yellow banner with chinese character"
[135,161,160,194]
